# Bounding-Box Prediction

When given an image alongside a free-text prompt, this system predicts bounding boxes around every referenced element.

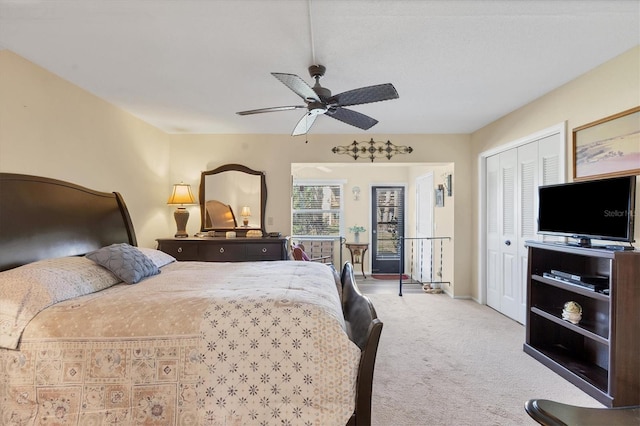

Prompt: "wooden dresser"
[157,237,290,262]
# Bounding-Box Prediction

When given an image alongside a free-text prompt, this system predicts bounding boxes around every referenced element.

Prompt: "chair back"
[292,244,310,261]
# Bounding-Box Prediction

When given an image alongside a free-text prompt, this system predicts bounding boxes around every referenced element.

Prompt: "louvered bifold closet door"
[538,134,563,242]
[517,142,539,324]
[486,131,563,324]
[486,154,501,311]
[499,148,520,322]
[486,148,519,322]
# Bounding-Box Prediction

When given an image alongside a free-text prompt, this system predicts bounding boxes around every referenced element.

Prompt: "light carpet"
[363,291,603,426]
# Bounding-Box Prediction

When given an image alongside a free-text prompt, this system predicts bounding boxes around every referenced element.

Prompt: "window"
[292,180,344,237]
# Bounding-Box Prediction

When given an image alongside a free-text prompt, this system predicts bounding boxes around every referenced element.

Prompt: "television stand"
[602,244,635,251]
[524,241,640,407]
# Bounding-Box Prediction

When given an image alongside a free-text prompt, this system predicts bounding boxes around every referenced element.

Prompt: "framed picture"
[435,186,444,207]
[573,106,640,180]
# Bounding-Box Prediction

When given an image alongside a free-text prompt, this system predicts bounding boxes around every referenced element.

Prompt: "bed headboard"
[0,173,137,271]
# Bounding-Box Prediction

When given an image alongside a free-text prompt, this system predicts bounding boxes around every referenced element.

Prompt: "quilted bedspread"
[0,261,361,425]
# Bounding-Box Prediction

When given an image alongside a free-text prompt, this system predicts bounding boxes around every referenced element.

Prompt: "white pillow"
[0,256,121,349]
[138,247,177,268]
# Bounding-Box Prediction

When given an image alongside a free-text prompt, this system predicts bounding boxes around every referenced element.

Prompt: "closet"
[485,129,563,323]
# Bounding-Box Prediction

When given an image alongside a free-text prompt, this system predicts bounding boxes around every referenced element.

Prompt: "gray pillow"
[86,243,159,284]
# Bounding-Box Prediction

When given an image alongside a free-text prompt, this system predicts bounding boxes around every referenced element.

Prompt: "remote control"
[605,245,635,251]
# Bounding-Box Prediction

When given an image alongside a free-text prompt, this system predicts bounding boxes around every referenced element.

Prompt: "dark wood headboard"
[0,173,137,271]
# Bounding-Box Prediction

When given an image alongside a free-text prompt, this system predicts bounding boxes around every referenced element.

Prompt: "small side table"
[346,243,369,278]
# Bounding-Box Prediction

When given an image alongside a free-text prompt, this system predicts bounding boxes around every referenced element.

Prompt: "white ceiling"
[1,1,638,135]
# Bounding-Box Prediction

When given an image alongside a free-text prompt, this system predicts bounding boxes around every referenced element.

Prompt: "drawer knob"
[219,248,225,253]
[177,247,183,253]
[262,247,267,253]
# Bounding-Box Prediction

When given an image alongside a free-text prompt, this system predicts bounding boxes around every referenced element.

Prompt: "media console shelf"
[524,241,639,407]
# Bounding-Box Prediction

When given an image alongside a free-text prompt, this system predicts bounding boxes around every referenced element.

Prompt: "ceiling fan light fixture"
[236,65,398,136]
[236,1,399,136]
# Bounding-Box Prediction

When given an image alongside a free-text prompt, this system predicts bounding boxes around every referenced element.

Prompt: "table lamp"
[240,206,251,227]
[167,182,196,237]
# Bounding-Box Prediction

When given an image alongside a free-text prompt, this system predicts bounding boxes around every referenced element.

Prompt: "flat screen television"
[537,176,636,247]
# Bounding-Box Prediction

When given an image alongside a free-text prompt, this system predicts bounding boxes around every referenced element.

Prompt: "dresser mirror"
[199,164,266,234]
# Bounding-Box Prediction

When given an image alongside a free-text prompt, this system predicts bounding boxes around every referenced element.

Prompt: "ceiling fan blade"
[292,113,319,136]
[327,107,378,130]
[271,73,321,102]
[236,105,306,115]
[329,83,398,107]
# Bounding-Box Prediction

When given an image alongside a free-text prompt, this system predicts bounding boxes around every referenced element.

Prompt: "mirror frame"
[199,164,267,235]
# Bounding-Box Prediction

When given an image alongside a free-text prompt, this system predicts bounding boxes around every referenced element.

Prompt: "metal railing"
[398,236,451,296]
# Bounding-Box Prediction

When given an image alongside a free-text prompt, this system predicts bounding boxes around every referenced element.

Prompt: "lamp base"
[174,207,189,238]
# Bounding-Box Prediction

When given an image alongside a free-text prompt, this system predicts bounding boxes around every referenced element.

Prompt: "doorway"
[371,186,405,274]
[415,173,434,282]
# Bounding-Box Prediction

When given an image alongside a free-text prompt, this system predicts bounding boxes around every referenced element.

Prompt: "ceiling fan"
[236,64,399,136]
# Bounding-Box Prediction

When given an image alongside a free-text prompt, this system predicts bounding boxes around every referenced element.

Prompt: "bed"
[0,173,382,425]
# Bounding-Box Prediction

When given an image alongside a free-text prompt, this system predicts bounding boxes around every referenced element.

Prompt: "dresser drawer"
[246,242,283,260]
[156,237,289,262]
[201,243,245,261]
[157,241,199,261]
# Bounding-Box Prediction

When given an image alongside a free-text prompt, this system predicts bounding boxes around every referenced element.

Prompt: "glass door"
[371,186,405,274]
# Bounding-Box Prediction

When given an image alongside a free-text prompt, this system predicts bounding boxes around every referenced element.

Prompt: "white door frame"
[477,122,566,304]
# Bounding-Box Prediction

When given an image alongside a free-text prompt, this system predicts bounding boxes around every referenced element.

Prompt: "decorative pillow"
[0,256,121,349]
[294,244,311,261]
[300,249,310,261]
[138,247,177,268]
[86,243,159,284]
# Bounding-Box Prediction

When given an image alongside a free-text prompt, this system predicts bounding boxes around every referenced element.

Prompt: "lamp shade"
[240,206,251,227]
[167,183,196,205]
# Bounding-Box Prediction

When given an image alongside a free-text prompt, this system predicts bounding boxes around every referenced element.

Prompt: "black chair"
[525,399,640,426]
[341,262,383,426]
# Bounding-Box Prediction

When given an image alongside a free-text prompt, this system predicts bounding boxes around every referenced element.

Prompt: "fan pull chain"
[305,113,310,143]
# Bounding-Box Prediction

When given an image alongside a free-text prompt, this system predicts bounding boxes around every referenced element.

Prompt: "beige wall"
[425,163,455,293]
[0,50,172,248]
[470,45,640,300]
